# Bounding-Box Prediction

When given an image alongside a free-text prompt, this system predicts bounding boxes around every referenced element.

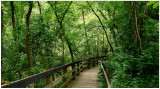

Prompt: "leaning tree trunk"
[26,2,33,68]
[65,36,75,80]
[37,1,42,14]
[87,1,114,53]
[67,39,74,62]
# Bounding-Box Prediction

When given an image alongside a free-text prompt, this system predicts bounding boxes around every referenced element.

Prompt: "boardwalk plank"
[68,66,98,88]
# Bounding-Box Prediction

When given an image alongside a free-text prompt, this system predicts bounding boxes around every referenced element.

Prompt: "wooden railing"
[100,61,111,88]
[1,56,107,88]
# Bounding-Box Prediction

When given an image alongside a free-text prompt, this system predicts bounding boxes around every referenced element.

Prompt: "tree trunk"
[65,36,75,80]
[140,1,147,38]
[67,41,74,62]
[11,1,17,41]
[1,6,4,58]
[26,2,33,68]
[62,34,67,86]
[97,31,99,57]
[133,1,142,55]
[87,1,114,53]
[37,1,42,14]
[37,1,43,23]
[102,33,105,56]
[62,37,65,64]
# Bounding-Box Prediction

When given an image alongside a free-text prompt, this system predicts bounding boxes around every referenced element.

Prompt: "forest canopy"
[1,1,159,88]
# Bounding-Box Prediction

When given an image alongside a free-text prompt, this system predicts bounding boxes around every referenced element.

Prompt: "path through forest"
[68,66,99,88]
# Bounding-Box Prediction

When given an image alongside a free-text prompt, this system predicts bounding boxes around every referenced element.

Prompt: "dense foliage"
[97,1,159,88]
[1,1,159,88]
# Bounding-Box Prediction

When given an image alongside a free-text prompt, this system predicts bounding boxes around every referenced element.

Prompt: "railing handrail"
[1,56,107,88]
[100,61,111,88]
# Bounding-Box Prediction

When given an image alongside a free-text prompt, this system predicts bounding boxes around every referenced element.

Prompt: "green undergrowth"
[98,51,159,88]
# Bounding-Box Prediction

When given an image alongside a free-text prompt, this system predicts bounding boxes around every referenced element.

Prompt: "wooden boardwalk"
[68,66,99,88]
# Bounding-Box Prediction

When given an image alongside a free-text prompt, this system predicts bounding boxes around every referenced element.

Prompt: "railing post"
[77,62,80,75]
[46,74,52,86]
[81,61,83,72]
[93,59,95,67]
[96,58,99,65]
[72,63,75,80]
[46,75,52,85]
[63,66,67,87]
[46,68,53,86]
[52,73,55,81]
[87,60,90,69]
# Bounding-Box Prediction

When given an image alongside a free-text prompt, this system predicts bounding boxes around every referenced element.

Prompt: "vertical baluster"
[93,59,95,67]
[63,66,67,87]
[87,59,90,69]
[46,75,52,86]
[77,61,79,75]
[46,68,53,86]
[81,61,83,72]
[72,63,75,80]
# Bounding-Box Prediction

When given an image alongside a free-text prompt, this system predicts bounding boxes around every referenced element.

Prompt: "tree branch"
[40,1,72,62]
[140,1,147,29]
[87,1,114,53]
[124,1,134,17]
[99,10,107,20]
[48,1,61,24]
[60,1,72,25]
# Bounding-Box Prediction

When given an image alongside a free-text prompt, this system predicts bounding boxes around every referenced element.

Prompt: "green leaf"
[153,2,159,9]
[147,1,156,6]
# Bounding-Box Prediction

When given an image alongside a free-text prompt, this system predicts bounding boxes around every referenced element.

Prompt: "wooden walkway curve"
[68,66,99,88]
